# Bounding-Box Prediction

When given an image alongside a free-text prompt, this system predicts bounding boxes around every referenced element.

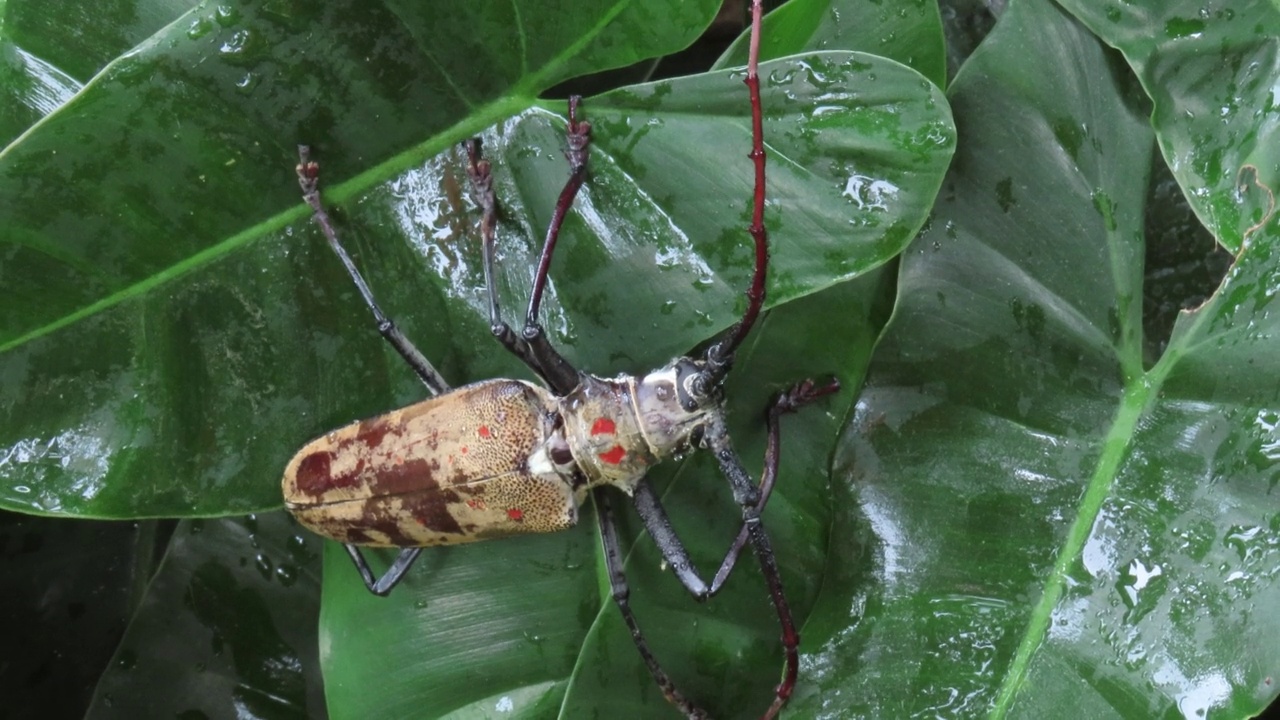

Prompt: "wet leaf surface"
[0,1,953,718]
[791,1,1280,717]
[85,512,326,719]
[1058,0,1280,253]
[9,0,1276,718]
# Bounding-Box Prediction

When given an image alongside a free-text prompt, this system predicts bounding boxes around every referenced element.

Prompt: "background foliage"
[2,0,1278,718]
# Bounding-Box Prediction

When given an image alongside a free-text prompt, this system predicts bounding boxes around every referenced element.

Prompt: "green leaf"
[792,0,1280,717]
[0,1,197,144]
[85,512,326,719]
[0,49,954,518]
[1057,0,1280,253]
[714,0,948,90]
[1,2,957,718]
[0,510,157,717]
[0,0,723,516]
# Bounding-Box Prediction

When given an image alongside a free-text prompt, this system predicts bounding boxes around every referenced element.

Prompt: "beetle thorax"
[559,359,717,495]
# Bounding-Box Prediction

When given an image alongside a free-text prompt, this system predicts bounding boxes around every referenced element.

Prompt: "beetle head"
[634,357,722,456]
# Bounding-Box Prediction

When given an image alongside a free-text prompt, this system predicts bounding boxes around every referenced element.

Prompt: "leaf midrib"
[988,287,1223,716]
[0,0,657,354]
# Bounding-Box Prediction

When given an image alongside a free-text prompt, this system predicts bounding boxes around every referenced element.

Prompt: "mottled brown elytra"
[283,2,837,717]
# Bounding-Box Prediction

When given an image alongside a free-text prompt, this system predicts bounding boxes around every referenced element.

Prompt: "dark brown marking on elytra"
[343,527,375,544]
[295,450,364,497]
[369,458,439,497]
[361,516,416,546]
[404,487,465,535]
[357,417,393,448]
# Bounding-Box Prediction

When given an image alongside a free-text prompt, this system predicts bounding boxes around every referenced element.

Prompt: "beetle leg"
[596,490,709,719]
[699,375,839,720]
[344,545,424,597]
[295,146,450,396]
[713,377,843,583]
[463,131,580,396]
[630,378,841,599]
[631,480,711,598]
[630,378,838,718]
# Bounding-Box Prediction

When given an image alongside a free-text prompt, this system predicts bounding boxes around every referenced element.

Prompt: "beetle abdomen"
[283,379,579,547]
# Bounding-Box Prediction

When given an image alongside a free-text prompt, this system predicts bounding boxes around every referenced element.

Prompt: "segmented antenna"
[705,0,769,378]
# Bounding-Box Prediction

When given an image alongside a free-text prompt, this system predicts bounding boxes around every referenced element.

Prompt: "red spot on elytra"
[460,446,468,455]
[478,425,492,439]
[591,417,616,436]
[507,508,524,521]
[599,445,625,465]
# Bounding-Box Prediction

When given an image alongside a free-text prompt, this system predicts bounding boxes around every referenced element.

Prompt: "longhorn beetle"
[282,2,836,717]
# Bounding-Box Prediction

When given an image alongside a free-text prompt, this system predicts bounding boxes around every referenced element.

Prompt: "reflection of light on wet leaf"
[842,174,899,211]
[390,160,453,243]
[388,155,475,313]
[1151,660,1231,719]
[1121,557,1163,606]
[1081,506,1117,577]
[385,116,536,324]
[1048,594,1087,641]
[1,427,112,511]
[11,47,79,116]
[1253,409,1280,461]
[860,484,906,581]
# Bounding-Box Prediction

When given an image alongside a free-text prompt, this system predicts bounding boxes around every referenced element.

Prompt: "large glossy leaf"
[791,0,1280,717]
[86,512,326,719]
[1057,0,1280,254]
[1,3,957,719]
[0,0,197,144]
[0,49,953,518]
[714,0,947,90]
[0,0,722,516]
[0,510,158,719]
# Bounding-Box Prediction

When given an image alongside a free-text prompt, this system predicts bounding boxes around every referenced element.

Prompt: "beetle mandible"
[283,2,837,716]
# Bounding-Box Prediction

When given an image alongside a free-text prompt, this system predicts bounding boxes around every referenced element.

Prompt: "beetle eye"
[550,444,574,466]
[679,374,704,411]
[689,424,706,448]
